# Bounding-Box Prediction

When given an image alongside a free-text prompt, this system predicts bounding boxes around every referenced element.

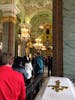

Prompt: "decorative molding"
[19,0,52,19]
[2,16,17,24]
[24,0,52,9]
[0,4,20,15]
[3,11,17,18]
[0,4,20,23]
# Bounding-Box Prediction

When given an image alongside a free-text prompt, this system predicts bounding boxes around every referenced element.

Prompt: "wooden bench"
[26,74,43,100]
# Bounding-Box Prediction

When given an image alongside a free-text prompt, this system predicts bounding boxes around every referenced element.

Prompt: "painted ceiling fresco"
[12,0,52,44]
[0,0,52,44]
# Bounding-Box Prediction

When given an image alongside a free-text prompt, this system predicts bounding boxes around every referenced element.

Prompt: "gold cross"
[48,80,68,92]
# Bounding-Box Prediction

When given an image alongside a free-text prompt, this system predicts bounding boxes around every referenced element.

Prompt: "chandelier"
[33,42,43,49]
[33,38,46,50]
[19,23,31,41]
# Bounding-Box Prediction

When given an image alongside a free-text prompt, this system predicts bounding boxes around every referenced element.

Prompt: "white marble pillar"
[63,0,75,79]
[0,4,20,56]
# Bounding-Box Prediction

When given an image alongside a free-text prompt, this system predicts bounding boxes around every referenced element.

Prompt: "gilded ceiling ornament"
[24,0,52,9]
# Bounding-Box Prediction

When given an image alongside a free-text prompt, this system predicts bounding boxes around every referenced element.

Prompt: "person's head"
[13,56,22,65]
[22,56,30,64]
[0,52,13,66]
[37,51,41,56]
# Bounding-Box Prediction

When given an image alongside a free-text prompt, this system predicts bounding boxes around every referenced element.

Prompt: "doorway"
[16,0,63,76]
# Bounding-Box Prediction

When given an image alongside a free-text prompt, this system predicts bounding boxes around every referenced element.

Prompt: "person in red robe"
[0,52,26,100]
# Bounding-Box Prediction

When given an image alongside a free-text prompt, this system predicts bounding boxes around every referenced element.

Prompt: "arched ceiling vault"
[0,0,52,46]
[29,10,52,23]
[16,0,52,44]
[0,0,52,23]
[16,0,52,22]
[30,11,52,35]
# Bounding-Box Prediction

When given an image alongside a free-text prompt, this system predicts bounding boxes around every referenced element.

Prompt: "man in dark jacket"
[12,56,28,82]
[34,52,44,77]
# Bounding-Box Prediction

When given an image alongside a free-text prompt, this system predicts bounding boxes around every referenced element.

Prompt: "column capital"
[0,4,20,15]
[0,4,20,24]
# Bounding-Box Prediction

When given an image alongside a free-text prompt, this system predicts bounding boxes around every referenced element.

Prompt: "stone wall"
[63,0,75,78]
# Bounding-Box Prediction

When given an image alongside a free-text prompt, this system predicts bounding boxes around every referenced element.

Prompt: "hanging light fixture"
[41,45,46,50]
[33,37,45,50]
[19,23,31,41]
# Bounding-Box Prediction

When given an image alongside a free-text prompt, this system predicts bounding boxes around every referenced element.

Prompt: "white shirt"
[25,62,33,79]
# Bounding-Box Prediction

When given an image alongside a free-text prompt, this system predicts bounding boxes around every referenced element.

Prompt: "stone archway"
[52,0,63,76]
[29,0,63,76]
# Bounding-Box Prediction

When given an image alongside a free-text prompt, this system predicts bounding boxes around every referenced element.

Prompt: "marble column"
[0,4,20,56]
[63,0,75,79]
[21,40,26,57]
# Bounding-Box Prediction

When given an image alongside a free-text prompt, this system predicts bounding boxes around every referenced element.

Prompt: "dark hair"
[0,52,13,65]
[37,51,41,56]
[22,56,30,65]
[14,56,22,65]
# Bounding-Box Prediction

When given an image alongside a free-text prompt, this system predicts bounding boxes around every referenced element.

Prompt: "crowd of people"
[0,51,52,100]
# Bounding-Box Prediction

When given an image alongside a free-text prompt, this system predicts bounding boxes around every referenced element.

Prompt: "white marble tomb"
[41,77,75,100]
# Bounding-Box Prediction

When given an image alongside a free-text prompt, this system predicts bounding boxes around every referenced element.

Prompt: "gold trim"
[48,80,68,92]
[2,16,17,24]
[3,11,16,14]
